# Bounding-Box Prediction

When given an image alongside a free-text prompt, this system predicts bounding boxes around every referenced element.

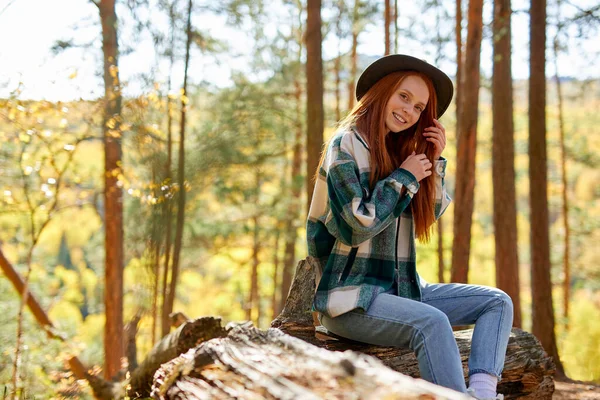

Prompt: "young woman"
[306,54,512,400]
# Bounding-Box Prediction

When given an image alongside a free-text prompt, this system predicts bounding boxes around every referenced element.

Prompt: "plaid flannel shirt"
[307,128,452,318]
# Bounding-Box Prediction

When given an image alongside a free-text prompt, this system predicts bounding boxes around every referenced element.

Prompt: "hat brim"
[356,54,454,118]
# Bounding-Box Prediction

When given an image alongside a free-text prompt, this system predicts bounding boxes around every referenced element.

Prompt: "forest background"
[0,0,599,398]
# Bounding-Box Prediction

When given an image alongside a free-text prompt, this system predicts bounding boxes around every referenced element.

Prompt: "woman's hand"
[423,119,446,160]
[400,152,432,182]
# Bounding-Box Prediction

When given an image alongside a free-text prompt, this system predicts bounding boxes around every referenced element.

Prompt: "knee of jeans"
[420,308,453,338]
[493,289,514,321]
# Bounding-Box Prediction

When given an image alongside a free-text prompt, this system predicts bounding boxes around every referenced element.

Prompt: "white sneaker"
[467,388,504,400]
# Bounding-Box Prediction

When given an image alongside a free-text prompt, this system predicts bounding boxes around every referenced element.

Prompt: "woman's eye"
[400,93,408,100]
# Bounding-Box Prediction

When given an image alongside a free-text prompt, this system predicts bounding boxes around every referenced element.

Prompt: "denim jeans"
[319,279,514,393]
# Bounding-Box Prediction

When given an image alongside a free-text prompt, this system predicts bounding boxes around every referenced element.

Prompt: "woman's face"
[384,75,430,133]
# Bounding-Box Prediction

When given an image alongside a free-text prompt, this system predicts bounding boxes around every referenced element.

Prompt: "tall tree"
[552,1,571,329]
[305,0,324,211]
[456,0,463,131]
[384,0,391,55]
[99,0,124,380]
[492,0,522,327]
[280,7,304,314]
[529,0,565,376]
[347,0,360,111]
[163,0,192,336]
[334,0,344,122]
[451,0,483,283]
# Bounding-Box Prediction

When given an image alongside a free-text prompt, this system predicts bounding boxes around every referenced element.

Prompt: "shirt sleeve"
[324,146,419,247]
[433,157,452,219]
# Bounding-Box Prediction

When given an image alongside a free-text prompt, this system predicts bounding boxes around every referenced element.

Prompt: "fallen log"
[128,316,227,398]
[151,323,471,400]
[271,257,556,399]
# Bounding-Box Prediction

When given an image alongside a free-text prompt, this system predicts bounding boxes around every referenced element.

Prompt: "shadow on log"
[271,257,556,399]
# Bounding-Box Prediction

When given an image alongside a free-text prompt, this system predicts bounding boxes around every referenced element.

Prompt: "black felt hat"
[356,54,454,118]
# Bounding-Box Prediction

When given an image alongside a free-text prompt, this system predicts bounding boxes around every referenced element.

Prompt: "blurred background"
[0,0,599,397]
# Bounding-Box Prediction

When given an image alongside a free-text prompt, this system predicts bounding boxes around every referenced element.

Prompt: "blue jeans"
[319,280,513,393]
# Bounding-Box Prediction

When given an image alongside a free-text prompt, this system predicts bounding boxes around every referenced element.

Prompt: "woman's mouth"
[393,112,406,124]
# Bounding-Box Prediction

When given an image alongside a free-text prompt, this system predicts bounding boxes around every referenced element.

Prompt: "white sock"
[468,373,498,399]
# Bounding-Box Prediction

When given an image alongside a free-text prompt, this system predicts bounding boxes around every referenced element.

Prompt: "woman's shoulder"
[330,126,370,154]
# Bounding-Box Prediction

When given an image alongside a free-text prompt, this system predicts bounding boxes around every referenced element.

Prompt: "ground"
[554,379,600,399]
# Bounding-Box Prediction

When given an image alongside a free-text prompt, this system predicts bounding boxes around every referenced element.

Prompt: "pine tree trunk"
[160,3,176,339]
[451,0,483,283]
[529,0,565,376]
[438,219,445,283]
[553,31,570,329]
[271,226,281,321]
[335,0,343,122]
[347,0,359,111]
[394,0,398,53]
[248,210,261,325]
[455,0,463,144]
[492,0,522,328]
[164,0,192,336]
[305,0,324,213]
[384,0,391,55]
[100,0,124,380]
[280,78,304,314]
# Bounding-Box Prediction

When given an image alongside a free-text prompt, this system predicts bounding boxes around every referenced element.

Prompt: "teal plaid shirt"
[306,128,451,318]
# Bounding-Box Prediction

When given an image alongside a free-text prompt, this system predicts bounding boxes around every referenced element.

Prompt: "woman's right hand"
[399,152,432,182]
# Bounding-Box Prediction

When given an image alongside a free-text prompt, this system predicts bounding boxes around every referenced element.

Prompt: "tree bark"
[248,211,261,325]
[164,0,192,337]
[347,0,359,111]
[305,0,324,211]
[438,219,445,283]
[129,317,227,398]
[335,0,343,122]
[553,30,571,329]
[384,0,391,55]
[280,77,304,315]
[394,0,399,53]
[529,0,565,376]
[151,324,471,400]
[271,258,556,400]
[456,0,463,132]
[100,0,124,380]
[161,2,176,339]
[451,0,483,283]
[492,0,522,328]
[271,226,281,321]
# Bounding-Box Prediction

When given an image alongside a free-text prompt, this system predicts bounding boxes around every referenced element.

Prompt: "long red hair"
[339,71,439,242]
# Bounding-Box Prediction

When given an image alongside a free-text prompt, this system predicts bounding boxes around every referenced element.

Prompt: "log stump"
[271,257,556,399]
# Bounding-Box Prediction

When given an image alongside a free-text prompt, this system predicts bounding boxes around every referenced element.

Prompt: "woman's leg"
[320,292,468,393]
[419,282,514,382]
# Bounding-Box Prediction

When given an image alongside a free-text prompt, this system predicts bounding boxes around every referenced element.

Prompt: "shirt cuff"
[434,157,447,178]
[393,168,420,195]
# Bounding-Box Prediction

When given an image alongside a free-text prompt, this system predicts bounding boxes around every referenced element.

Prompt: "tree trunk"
[271,258,556,400]
[164,0,192,336]
[529,0,565,376]
[161,2,176,339]
[394,0,399,53]
[553,31,571,329]
[280,78,304,314]
[305,0,324,216]
[347,0,359,111]
[451,0,483,283]
[384,0,391,55]
[335,0,343,122]
[100,0,124,380]
[248,211,261,325]
[438,219,445,283]
[492,0,522,328]
[271,226,281,321]
[456,0,463,136]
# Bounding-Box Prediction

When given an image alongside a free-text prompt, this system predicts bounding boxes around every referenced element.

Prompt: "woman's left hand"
[423,119,446,160]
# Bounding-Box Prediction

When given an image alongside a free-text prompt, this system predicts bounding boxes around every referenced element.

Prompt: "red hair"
[339,71,439,242]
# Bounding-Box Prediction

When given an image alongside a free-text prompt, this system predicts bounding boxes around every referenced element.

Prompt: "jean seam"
[339,310,440,384]
[493,299,506,375]
[422,294,503,322]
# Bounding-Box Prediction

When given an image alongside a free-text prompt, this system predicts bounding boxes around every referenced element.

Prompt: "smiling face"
[384,75,430,133]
